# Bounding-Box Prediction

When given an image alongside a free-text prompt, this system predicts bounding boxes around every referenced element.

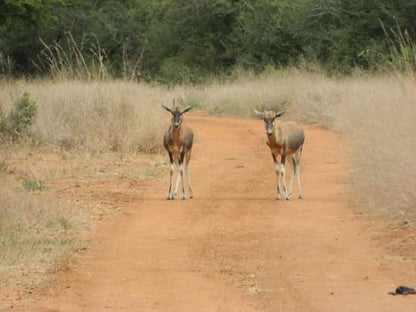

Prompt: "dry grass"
[0,191,89,267]
[184,69,416,223]
[0,188,90,288]
[0,80,172,153]
[0,148,88,288]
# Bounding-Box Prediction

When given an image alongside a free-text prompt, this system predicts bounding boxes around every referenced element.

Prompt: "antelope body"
[255,110,304,200]
[162,101,194,200]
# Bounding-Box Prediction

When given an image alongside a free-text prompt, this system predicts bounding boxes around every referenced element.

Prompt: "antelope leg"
[172,159,182,199]
[167,152,174,200]
[281,154,289,200]
[273,154,281,200]
[185,151,193,199]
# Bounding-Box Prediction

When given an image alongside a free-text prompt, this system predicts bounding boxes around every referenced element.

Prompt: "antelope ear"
[275,110,285,118]
[181,106,193,114]
[161,105,173,113]
[254,110,264,118]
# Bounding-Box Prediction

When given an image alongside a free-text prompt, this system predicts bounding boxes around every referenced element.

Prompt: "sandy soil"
[7,115,416,311]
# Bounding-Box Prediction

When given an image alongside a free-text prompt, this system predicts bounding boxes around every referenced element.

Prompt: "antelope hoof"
[275,195,281,200]
[298,194,303,199]
[189,195,193,199]
[181,195,186,200]
[285,196,290,201]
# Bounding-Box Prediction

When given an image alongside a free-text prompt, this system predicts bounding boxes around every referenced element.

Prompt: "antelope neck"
[267,131,276,143]
[267,127,282,146]
[170,124,182,137]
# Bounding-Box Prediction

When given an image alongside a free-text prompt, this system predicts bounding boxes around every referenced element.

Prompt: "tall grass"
[0,80,169,153]
[36,32,109,80]
[382,24,416,75]
[35,32,145,81]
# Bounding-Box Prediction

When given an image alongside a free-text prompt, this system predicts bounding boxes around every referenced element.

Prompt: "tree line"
[1,0,415,82]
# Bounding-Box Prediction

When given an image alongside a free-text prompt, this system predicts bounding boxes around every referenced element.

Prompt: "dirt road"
[25,115,416,311]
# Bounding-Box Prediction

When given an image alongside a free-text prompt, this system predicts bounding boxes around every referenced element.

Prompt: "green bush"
[0,92,37,140]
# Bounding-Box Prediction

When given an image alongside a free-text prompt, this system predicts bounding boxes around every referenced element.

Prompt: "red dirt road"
[22,116,416,311]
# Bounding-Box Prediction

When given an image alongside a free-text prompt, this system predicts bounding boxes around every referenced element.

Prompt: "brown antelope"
[255,109,304,200]
[162,99,194,200]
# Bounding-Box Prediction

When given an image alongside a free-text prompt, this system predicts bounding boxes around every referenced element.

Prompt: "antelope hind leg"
[167,152,175,200]
[185,152,193,199]
[295,148,303,199]
[288,156,295,196]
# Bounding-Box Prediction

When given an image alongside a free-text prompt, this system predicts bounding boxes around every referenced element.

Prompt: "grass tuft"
[22,177,45,192]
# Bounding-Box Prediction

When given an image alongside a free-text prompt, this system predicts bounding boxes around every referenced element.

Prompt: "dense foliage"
[1,0,415,81]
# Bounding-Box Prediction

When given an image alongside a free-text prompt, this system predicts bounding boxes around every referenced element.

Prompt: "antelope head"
[162,99,193,128]
[255,109,285,136]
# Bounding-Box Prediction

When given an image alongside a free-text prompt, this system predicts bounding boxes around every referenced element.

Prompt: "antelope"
[255,109,304,200]
[162,99,194,200]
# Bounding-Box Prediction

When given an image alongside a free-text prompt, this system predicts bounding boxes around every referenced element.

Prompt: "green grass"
[22,177,45,191]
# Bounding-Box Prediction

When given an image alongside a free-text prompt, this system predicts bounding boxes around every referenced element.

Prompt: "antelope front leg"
[273,154,281,200]
[280,154,290,200]
[179,151,186,200]
[172,158,182,199]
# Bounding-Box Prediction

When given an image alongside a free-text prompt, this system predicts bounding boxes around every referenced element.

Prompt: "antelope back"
[182,126,194,151]
[281,121,304,151]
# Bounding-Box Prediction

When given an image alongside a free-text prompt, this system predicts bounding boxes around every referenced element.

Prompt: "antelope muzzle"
[265,120,274,136]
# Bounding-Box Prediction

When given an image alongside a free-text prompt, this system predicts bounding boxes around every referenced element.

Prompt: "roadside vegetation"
[0,82,169,290]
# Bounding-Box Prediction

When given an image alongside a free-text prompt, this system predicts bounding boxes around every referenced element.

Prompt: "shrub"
[22,177,45,192]
[0,92,37,141]
[9,92,37,136]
